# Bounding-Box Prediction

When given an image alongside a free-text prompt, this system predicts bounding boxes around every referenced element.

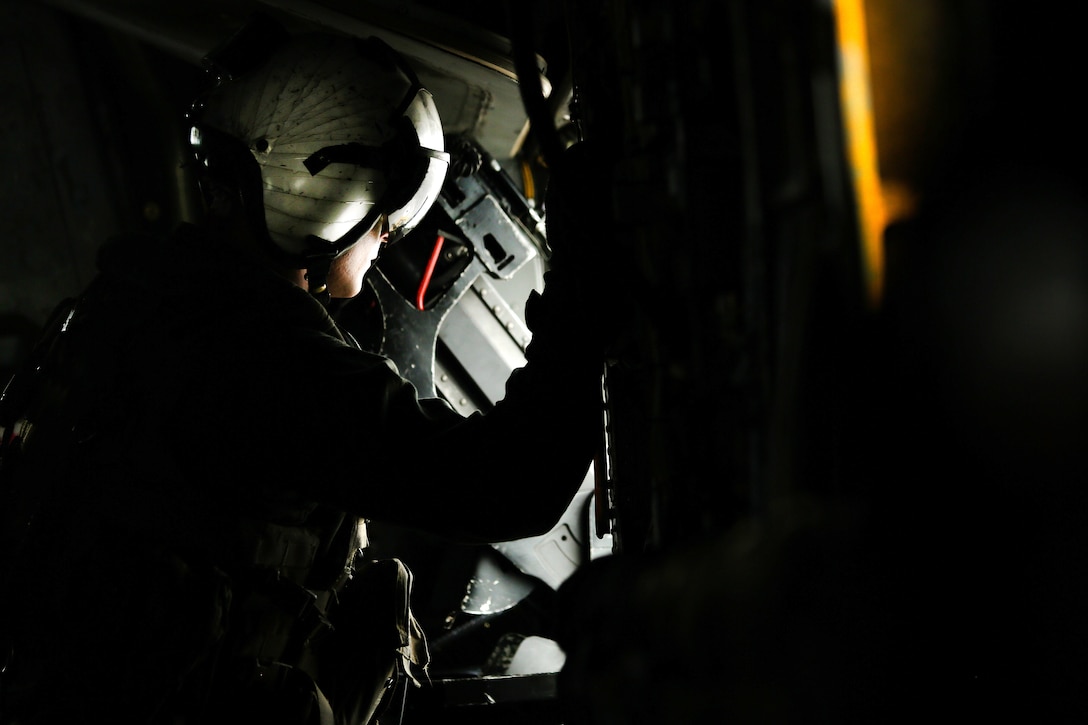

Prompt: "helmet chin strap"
[301,204,384,306]
[302,250,334,305]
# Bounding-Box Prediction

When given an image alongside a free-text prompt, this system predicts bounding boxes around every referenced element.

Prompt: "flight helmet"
[189,15,449,293]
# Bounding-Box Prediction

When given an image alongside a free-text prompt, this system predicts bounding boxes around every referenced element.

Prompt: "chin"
[330,287,361,300]
[330,278,366,299]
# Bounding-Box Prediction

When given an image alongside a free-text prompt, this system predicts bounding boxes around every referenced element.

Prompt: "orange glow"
[834,0,886,309]
[880,179,918,227]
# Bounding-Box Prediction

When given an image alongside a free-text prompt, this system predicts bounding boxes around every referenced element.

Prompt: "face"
[325,216,389,298]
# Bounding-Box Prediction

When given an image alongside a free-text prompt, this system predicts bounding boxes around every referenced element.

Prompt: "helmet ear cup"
[191,125,298,267]
[382,115,430,214]
[191,126,253,208]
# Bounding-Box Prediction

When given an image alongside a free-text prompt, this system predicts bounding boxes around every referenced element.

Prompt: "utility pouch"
[313,557,429,725]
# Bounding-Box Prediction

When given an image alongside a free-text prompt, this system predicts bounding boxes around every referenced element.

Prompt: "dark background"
[3,1,1087,721]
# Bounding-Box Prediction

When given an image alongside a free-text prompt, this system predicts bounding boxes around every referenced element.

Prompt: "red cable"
[416,235,445,311]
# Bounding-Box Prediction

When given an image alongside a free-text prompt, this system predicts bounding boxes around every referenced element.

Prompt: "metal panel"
[43,0,549,160]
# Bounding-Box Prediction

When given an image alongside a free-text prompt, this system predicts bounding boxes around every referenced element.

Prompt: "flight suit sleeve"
[171,264,603,545]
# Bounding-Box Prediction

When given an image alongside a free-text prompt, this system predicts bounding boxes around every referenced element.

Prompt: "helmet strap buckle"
[303,246,334,306]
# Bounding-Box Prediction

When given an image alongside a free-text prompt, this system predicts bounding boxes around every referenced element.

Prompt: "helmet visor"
[387,88,449,244]
[388,152,448,244]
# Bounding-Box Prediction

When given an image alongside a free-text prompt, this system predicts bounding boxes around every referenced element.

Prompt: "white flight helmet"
[190,16,448,280]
